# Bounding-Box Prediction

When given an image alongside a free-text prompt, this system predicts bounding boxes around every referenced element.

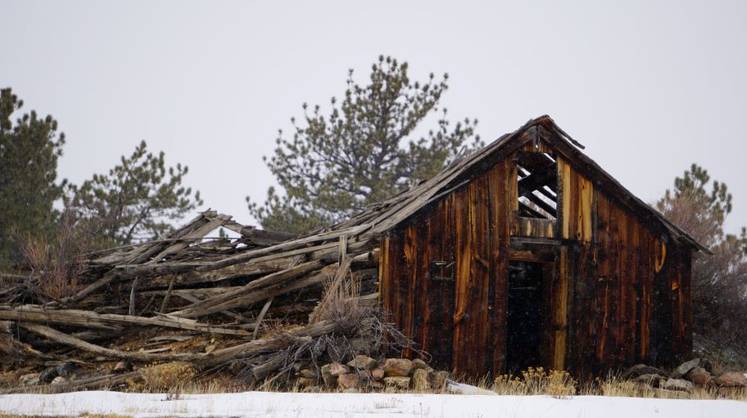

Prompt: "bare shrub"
[19,212,94,301]
[308,257,359,324]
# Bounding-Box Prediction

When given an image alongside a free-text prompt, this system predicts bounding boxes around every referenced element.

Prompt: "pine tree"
[65,140,203,246]
[0,88,66,268]
[247,56,482,234]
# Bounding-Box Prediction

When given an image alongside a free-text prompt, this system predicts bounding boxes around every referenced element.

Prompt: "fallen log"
[19,323,203,362]
[113,232,373,279]
[171,270,328,318]
[0,371,141,394]
[168,259,328,317]
[0,305,250,336]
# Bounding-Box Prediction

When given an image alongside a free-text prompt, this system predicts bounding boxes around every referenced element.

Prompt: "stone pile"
[295,355,449,392]
[624,358,747,393]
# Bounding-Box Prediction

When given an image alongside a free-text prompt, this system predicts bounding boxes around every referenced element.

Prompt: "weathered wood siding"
[560,156,693,375]
[380,160,512,376]
[380,147,693,377]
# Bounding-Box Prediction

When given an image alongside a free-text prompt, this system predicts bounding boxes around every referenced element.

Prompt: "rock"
[699,358,715,374]
[297,377,317,388]
[714,372,747,388]
[39,367,59,384]
[412,359,428,370]
[38,362,79,384]
[347,355,378,370]
[411,369,430,392]
[55,361,78,378]
[337,373,360,390]
[634,373,665,387]
[383,376,411,391]
[51,376,67,385]
[622,364,669,379]
[114,360,132,373]
[298,368,317,379]
[686,367,711,386]
[371,368,385,380]
[320,364,338,387]
[672,358,700,378]
[383,358,413,377]
[661,378,693,392]
[430,370,449,392]
[327,362,350,377]
[19,373,39,386]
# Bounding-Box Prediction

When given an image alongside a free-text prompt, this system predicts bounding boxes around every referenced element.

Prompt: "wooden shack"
[0,116,706,384]
[352,116,707,377]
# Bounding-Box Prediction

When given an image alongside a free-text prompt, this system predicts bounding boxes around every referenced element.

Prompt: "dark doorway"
[506,261,545,373]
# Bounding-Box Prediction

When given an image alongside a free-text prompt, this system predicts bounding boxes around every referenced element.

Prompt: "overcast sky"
[2,0,746,233]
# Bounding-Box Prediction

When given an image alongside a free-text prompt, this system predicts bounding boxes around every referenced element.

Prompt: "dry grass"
[4,368,746,402]
[136,362,197,392]
[308,258,358,324]
[20,213,92,301]
[492,367,576,396]
[486,368,747,401]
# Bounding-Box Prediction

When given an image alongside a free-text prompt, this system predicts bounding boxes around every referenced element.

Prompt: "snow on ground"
[0,391,744,418]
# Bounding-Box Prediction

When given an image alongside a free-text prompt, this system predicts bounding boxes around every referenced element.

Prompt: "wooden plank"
[378,236,390,313]
[452,186,471,375]
[560,158,572,239]
[508,249,555,263]
[424,200,445,368]
[515,217,556,239]
[387,233,403,328]
[402,224,418,358]
[466,181,480,375]
[414,216,431,356]
[577,175,594,242]
[570,242,593,376]
[670,246,686,361]
[553,246,569,370]
[595,193,611,365]
[627,212,638,365]
[631,222,642,363]
[441,194,456,371]
[490,161,509,374]
[611,203,624,367]
[681,249,693,358]
[639,230,652,360]
[508,157,519,223]
[473,175,491,376]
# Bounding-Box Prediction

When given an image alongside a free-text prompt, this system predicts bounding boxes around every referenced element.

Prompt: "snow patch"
[0,391,744,417]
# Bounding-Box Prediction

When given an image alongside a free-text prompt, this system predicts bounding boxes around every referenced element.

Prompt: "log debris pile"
[0,210,418,393]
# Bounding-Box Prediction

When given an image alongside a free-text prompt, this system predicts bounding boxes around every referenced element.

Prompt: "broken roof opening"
[516,151,558,220]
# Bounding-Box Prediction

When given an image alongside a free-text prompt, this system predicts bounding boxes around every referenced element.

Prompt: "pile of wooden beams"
[0,210,385,391]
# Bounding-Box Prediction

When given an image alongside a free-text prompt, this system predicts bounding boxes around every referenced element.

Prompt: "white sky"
[2,0,746,233]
